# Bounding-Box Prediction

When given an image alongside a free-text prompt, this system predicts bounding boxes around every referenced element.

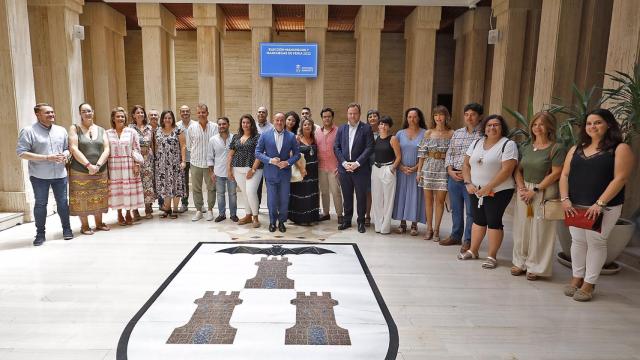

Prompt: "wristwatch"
[596,200,607,207]
[533,187,539,192]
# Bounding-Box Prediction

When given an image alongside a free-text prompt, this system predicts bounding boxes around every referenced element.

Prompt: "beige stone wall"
[379,32,405,131]
[222,31,252,127]
[434,32,455,125]
[272,32,306,117]
[124,30,144,111]
[324,32,356,125]
[28,5,54,106]
[174,31,198,113]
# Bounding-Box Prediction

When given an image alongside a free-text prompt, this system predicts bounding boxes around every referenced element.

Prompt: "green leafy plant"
[552,85,607,148]
[603,63,640,143]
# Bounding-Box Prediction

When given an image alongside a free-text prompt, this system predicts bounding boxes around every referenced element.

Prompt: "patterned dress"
[288,142,320,224]
[417,137,450,191]
[106,128,144,210]
[130,124,156,204]
[392,129,427,223]
[155,128,186,198]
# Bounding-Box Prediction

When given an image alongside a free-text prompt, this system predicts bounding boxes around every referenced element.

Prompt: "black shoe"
[338,222,352,230]
[337,215,344,224]
[214,215,226,222]
[230,215,239,222]
[278,222,287,233]
[269,223,277,232]
[33,234,45,246]
[63,230,74,240]
[358,222,366,233]
[319,214,330,221]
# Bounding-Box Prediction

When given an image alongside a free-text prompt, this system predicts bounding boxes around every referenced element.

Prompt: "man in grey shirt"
[16,103,73,246]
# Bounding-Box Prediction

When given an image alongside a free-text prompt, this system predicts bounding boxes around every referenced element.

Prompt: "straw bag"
[290,154,306,183]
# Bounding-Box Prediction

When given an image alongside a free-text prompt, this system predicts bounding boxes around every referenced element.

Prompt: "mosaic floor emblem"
[117,242,398,360]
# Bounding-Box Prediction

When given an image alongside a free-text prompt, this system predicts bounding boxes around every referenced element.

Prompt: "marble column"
[80,2,127,127]
[194,3,225,118]
[488,0,542,117]
[28,0,84,128]
[137,3,176,112]
[451,7,490,119]
[354,5,384,116]
[249,4,272,114]
[304,4,328,118]
[603,0,640,218]
[532,0,583,112]
[403,6,441,116]
[0,0,37,217]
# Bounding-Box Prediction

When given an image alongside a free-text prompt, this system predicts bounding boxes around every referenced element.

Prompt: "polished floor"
[0,203,639,360]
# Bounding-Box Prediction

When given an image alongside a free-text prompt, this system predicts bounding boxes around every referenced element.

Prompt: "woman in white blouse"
[458,114,518,269]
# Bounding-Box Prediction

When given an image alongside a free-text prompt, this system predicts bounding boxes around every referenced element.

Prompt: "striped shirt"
[444,126,481,171]
[186,120,218,168]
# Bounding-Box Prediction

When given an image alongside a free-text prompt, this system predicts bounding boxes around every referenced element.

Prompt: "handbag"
[539,144,564,220]
[564,207,603,233]
[290,154,306,183]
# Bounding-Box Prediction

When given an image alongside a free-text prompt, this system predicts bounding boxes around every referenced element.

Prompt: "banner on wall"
[260,43,318,78]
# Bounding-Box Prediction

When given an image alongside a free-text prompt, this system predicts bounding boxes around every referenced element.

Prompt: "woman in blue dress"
[392,107,427,236]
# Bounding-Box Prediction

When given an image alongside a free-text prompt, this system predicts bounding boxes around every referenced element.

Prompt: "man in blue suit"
[255,112,301,233]
[333,103,375,233]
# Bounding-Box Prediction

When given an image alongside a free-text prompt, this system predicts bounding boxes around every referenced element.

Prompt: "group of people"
[16,100,634,302]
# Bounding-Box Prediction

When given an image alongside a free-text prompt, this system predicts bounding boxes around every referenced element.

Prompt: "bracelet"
[96,163,102,167]
[561,197,570,202]
[464,182,471,185]
[85,162,91,168]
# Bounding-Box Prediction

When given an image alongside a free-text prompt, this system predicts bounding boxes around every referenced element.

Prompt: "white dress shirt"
[206,133,233,177]
[274,129,284,153]
[186,120,218,168]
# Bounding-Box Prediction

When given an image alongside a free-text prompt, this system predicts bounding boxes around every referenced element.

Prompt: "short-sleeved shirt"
[466,137,518,192]
[16,122,70,179]
[229,134,263,169]
[519,143,566,184]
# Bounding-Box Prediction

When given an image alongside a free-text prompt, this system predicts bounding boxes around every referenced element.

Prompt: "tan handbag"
[540,144,564,220]
[290,154,306,183]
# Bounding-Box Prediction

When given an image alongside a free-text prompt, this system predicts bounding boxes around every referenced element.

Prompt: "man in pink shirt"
[315,107,344,223]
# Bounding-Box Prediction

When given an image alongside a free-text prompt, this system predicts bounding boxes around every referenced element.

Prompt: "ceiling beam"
[105,0,482,7]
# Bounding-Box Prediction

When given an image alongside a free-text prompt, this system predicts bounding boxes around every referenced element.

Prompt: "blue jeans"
[216,176,237,217]
[30,176,71,235]
[447,176,472,244]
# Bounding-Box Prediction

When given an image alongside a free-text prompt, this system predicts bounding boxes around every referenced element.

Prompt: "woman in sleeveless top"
[417,106,454,242]
[512,112,566,280]
[129,105,156,220]
[371,116,401,234]
[560,109,634,302]
[68,103,110,235]
[288,118,320,225]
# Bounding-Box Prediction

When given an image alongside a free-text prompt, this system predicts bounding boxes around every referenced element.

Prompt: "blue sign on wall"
[260,43,318,78]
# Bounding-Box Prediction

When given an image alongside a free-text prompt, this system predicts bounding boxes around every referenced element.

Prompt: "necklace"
[80,124,95,141]
[533,142,550,152]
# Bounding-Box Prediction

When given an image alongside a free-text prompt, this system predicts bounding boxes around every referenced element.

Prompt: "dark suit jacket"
[255,129,301,181]
[333,121,374,175]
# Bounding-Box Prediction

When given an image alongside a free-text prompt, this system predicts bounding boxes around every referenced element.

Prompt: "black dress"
[288,142,320,224]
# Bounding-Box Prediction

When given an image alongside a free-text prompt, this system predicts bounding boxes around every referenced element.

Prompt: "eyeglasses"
[485,123,501,128]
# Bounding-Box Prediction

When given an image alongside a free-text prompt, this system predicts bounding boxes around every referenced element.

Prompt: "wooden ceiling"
[91,1,491,33]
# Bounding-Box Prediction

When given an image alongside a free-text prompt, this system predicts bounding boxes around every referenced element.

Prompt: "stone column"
[28,0,84,128]
[249,4,272,113]
[603,0,640,218]
[354,5,384,115]
[194,3,225,117]
[488,0,542,117]
[403,6,441,115]
[532,0,583,112]
[451,7,490,119]
[304,5,328,117]
[0,0,37,217]
[137,3,176,112]
[80,2,127,127]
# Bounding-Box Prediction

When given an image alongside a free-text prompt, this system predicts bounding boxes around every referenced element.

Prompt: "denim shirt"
[16,122,69,179]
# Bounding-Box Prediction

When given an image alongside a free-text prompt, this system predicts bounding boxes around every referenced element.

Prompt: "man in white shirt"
[207,117,238,223]
[186,103,218,221]
[176,105,194,213]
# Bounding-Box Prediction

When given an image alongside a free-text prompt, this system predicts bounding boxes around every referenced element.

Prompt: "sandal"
[410,224,418,236]
[432,229,440,242]
[80,226,94,235]
[423,229,433,240]
[364,216,371,227]
[511,266,525,276]
[169,209,178,219]
[394,224,407,234]
[481,256,498,269]
[95,223,110,231]
[117,213,126,226]
[457,250,478,260]
[526,272,538,281]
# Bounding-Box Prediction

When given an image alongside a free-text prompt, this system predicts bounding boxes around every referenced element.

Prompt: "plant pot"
[555,218,636,274]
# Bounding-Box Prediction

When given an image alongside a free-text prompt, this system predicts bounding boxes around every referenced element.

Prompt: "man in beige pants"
[314,107,343,223]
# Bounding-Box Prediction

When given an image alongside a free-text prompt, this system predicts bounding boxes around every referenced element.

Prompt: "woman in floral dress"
[155,110,187,218]
[129,105,156,220]
[106,107,144,226]
[417,106,454,242]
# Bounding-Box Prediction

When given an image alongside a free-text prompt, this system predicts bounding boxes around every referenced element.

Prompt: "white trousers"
[371,165,396,234]
[512,181,558,276]
[318,169,343,216]
[233,167,263,215]
[570,204,622,284]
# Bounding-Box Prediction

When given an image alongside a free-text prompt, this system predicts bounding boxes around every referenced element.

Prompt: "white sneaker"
[178,204,188,213]
[192,211,203,221]
[205,210,214,221]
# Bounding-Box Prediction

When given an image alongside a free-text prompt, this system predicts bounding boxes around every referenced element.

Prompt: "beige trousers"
[512,182,558,277]
[318,169,343,217]
[233,167,263,215]
[371,165,396,234]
